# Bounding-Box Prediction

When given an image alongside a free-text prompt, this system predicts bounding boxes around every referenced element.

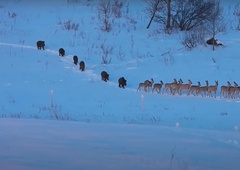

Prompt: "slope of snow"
[0,0,239,169]
[1,119,239,170]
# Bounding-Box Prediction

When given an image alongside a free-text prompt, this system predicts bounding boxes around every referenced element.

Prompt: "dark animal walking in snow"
[73,55,78,65]
[101,71,109,82]
[36,41,45,50]
[118,77,127,88]
[79,61,85,71]
[59,48,65,57]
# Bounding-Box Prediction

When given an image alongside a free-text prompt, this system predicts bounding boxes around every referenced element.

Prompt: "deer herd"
[137,78,240,99]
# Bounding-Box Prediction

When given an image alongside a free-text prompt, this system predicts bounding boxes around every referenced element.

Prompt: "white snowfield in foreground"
[0,118,239,170]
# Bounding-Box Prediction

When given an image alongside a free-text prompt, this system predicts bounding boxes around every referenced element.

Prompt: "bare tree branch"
[171,0,215,31]
[145,0,164,29]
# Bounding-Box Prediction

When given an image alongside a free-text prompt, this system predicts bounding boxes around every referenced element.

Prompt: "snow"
[1,119,239,170]
[0,0,240,169]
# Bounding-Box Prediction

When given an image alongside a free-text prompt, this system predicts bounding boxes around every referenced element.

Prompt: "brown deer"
[207,81,218,98]
[144,78,154,92]
[197,80,209,97]
[220,81,231,98]
[137,82,149,92]
[152,80,164,94]
[228,82,238,99]
[163,79,177,94]
[188,81,201,96]
[179,79,192,95]
[137,78,154,92]
[171,79,182,95]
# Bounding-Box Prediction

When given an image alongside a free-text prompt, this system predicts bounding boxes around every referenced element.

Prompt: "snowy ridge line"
[0,42,134,89]
[1,42,240,102]
[0,42,36,49]
[0,42,136,90]
[0,41,103,83]
[45,49,59,55]
[0,41,59,55]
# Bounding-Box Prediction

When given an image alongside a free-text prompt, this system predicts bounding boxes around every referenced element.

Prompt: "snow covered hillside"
[0,0,240,170]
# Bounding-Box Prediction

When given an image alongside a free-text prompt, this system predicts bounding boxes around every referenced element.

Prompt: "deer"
[220,81,231,98]
[152,80,164,94]
[228,82,238,99]
[137,82,149,92]
[188,81,201,96]
[137,78,154,92]
[179,79,192,95]
[144,78,154,92]
[207,81,218,98]
[197,80,209,97]
[171,79,182,95]
[163,78,177,94]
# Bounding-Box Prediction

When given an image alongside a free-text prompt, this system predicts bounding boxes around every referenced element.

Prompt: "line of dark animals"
[37,40,85,71]
[36,40,239,98]
[36,40,127,89]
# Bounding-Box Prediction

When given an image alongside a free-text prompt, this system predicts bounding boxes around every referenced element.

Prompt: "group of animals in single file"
[137,78,240,99]
[36,40,239,99]
[36,40,126,88]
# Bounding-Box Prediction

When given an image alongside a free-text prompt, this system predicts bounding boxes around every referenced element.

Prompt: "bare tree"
[145,0,172,33]
[181,26,206,50]
[146,0,163,29]
[98,0,112,32]
[166,0,171,30]
[205,0,225,50]
[145,0,215,32]
[171,0,215,31]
